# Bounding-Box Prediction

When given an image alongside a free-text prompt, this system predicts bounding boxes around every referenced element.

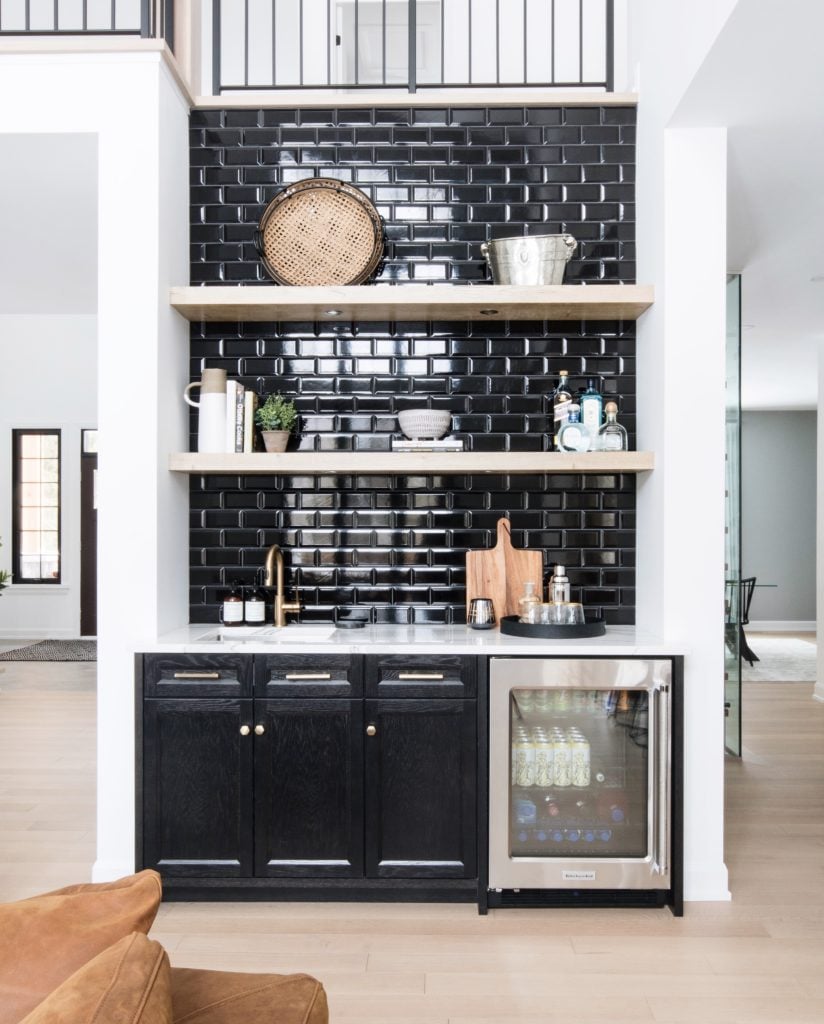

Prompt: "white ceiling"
[0,133,97,316]
[673,0,824,410]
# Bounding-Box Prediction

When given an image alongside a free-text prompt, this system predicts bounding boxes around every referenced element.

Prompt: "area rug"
[0,640,97,662]
[742,636,817,682]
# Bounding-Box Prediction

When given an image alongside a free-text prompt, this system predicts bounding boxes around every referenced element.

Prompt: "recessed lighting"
[323,308,342,316]
[479,308,499,316]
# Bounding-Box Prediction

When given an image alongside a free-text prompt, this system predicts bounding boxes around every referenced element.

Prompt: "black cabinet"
[138,651,479,902]
[365,698,477,879]
[254,698,363,877]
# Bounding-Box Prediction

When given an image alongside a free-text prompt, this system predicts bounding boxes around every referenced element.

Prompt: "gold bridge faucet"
[263,544,302,627]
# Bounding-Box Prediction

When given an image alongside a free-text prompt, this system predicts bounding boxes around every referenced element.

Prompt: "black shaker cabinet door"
[364,699,477,880]
[254,699,364,878]
[142,698,254,877]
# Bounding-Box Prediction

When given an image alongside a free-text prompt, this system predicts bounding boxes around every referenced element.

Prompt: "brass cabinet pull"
[172,671,220,680]
[398,672,445,681]
[254,724,265,736]
[239,725,251,736]
[366,724,377,737]
[284,672,333,681]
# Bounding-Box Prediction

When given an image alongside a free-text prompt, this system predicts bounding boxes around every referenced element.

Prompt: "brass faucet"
[263,544,302,627]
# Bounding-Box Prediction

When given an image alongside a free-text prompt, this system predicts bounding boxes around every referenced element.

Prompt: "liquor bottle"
[518,580,541,623]
[557,405,591,452]
[598,401,628,451]
[579,378,603,444]
[552,370,572,450]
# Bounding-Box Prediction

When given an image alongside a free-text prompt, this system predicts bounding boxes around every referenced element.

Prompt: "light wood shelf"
[169,451,654,476]
[169,284,653,323]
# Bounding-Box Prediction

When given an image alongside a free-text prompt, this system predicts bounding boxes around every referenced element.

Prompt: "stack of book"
[390,437,466,452]
[225,380,258,453]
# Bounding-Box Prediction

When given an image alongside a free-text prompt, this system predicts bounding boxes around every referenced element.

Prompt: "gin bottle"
[598,401,628,451]
[579,378,603,444]
[557,405,591,452]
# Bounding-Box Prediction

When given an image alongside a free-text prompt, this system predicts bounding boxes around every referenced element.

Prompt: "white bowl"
[397,409,452,440]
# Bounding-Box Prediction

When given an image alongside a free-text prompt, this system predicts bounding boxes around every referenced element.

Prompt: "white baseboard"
[0,628,76,640]
[748,621,816,633]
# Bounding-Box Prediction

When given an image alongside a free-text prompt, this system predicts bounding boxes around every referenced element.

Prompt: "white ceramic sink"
[196,625,337,643]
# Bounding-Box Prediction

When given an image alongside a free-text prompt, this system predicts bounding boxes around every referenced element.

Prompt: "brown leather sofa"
[0,871,329,1024]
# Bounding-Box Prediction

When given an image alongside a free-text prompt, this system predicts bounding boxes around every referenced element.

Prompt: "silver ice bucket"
[481,233,577,285]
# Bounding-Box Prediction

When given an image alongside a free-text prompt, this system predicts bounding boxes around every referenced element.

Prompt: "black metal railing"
[0,0,173,49]
[214,0,614,94]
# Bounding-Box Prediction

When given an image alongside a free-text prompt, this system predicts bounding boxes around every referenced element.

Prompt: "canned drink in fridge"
[571,734,591,787]
[533,734,554,787]
[513,735,536,787]
[553,734,571,787]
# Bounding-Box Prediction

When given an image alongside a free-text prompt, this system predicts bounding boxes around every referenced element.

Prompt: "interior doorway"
[80,429,97,637]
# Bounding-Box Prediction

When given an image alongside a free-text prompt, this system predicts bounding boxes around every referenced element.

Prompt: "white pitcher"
[184,368,227,453]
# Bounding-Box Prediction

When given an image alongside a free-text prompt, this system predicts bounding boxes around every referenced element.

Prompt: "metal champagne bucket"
[481,233,577,285]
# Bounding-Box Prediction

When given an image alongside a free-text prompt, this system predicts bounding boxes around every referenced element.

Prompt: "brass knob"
[254,724,265,736]
[366,725,376,737]
[239,725,250,736]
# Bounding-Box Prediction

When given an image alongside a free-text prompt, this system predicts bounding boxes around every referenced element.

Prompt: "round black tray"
[499,615,606,639]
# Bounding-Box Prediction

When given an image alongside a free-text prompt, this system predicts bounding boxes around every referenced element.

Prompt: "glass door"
[510,686,649,859]
[489,659,672,892]
[725,275,742,755]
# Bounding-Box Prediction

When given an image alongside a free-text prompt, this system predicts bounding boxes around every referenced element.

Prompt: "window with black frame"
[12,429,61,583]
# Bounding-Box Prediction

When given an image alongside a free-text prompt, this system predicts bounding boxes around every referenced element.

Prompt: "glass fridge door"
[510,686,649,859]
[489,658,672,891]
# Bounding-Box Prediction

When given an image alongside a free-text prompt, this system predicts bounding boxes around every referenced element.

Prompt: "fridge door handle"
[652,683,670,875]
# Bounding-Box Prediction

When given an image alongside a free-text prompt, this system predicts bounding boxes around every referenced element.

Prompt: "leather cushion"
[20,933,171,1024]
[0,870,162,1023]
[170,967,328,1024]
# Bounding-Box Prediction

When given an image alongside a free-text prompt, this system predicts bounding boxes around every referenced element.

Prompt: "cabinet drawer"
[365,655,476,698]
[143,654,253,698]
[254,653,363,698]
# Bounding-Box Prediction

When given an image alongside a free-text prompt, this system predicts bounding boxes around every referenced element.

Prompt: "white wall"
[0,314,97,638]
[742,411,816,628]
[632,0,739,901]
[0,48,191,882]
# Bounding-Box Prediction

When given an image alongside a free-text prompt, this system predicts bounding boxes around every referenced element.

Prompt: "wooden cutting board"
[465,518,544,623]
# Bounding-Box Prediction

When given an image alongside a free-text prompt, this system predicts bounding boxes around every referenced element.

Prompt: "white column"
[0,50,190,881]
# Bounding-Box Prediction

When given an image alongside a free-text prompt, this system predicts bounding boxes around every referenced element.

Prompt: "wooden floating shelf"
[170,284,654,323]
[169,451,654,476]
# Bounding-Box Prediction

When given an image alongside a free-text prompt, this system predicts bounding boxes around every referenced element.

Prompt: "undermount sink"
[196,624,337,643]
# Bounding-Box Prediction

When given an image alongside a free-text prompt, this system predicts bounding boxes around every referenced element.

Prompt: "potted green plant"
[255,393,298,453]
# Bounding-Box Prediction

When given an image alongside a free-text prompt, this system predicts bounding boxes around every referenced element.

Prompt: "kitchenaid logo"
[562,870,597,881]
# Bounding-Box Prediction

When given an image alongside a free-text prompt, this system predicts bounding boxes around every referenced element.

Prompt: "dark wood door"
[254,699,364,877]
[79,448,97,636]
[364,699,477,880]
[143,698,254,877]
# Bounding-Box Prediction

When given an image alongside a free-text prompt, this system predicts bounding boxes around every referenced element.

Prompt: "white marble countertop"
[147,623,685,657]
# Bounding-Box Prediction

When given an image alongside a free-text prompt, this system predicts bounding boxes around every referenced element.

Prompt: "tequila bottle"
[557,405,591,452]
[598,401,628,451]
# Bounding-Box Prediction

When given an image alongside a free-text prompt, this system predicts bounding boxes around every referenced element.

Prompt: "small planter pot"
[261,430,290,453]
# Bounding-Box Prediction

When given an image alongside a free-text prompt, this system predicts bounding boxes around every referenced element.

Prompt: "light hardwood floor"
[1,650,823,1023]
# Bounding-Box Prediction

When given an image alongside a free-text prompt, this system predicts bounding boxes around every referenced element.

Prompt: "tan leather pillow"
[170,967,329,1024]
[20,933,171,1024]
[0,870,162,1023]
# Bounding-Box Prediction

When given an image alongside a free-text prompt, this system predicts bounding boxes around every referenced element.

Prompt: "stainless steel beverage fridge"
[486,657,682,914]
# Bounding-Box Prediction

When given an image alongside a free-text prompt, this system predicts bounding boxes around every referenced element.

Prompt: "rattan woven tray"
[255,178,384,286]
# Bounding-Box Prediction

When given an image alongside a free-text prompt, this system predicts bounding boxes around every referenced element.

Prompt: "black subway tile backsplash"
[189,104,637,626]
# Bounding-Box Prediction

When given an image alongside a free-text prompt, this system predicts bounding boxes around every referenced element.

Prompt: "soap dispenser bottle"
[222,580,244,627]
[243,586,266,625]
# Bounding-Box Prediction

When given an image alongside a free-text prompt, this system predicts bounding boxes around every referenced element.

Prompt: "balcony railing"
[215,0,614,94]
[0,0,173,48]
